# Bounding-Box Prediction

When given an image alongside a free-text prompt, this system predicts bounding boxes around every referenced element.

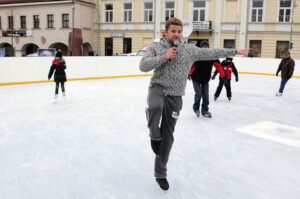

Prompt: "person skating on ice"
[188,40,226,118]
[139,17,249,191]
[212,57,238,101]
[275,51,295,96]
[48,51,67,100]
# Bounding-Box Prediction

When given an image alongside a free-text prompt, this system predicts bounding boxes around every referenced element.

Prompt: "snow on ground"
[0,74,300,199]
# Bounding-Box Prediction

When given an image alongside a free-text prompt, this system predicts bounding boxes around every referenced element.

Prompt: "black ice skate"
[228,97,231,101]
[214,96,218,101]
[194,110,200,117]
[156,178,169,190]
[151,139,161,155]
[202,111,212,118]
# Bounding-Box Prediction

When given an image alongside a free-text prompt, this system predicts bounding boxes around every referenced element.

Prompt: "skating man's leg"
[214,79,224,99]
[225,80,232,100]
[192,81,202,116]
[146,84,165,155]
[154,95,182,179]
[201,82,210,116]
[278,77,289,94]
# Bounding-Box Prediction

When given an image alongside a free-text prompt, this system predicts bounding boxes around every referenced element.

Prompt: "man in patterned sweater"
[139,17,248,191]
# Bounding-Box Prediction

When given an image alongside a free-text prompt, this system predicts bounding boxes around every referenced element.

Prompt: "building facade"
[0,0,95,56]
[96,0,300,58]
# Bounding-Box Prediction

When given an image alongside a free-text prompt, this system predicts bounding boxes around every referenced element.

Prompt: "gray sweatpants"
[145,84,182,178]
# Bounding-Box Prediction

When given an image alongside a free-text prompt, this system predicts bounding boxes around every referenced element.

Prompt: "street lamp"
[70,0,75,56]
[289,0,297,50]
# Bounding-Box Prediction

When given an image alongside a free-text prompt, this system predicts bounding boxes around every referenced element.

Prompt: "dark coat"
[276,57,295,78]
[189,60,224,84]
[213,60,238,80]
[48,58,67,82]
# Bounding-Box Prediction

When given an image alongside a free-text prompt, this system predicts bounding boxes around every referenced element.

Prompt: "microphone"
[170,41,180,60]
[173,40,180,48]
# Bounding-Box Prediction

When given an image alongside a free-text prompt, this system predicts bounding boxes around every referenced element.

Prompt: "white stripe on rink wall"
[237,121,300,148]
[0,56,299,84]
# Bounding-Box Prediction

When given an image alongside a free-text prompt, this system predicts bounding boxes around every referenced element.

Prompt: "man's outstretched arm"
[187,45,249,62]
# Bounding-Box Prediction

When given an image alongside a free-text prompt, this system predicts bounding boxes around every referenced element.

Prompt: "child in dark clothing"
[48,52,67,100]
[212,57,238,101]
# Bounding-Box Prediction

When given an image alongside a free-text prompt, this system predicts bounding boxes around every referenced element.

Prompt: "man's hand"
[236,49,250,57]
[235,77,239,82]
[276,73,278,76]
[211,75,215,80]
[165,47,178,60]
[188,74,191,80]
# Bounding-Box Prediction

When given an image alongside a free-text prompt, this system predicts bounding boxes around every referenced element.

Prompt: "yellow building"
[95,0,300,58]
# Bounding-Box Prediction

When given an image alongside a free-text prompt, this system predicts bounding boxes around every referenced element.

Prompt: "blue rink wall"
[0,56,299,86]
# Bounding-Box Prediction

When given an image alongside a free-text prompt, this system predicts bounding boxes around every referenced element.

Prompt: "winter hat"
[226,57,233,62]
[200,40,209,48]
[55,51,62,58]
[284,51,290,55]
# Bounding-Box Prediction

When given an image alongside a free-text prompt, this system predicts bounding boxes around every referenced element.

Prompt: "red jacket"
[213,60,238,80]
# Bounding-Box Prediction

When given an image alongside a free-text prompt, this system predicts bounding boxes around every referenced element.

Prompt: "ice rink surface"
[0,74,300,199]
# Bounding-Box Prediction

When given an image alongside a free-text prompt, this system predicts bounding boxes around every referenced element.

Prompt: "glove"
[235,77,239,82]
[276,73,278,76]
[211,75,215,80]
[188,74,191,80]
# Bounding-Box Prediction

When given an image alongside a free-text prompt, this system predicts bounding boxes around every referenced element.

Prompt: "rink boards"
[0,56,299,86]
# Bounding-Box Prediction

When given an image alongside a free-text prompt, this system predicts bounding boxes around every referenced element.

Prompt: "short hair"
[165,17,182,31]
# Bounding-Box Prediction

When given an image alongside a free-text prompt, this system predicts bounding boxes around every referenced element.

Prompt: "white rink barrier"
[0,56,299,85]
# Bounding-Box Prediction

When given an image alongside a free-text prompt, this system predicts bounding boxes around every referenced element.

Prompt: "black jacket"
[48,58,67,82]
[190,60,221,84]
[276,57,295,78]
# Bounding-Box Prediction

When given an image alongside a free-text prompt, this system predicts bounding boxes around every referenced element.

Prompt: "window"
[47,14,54,28]
[33,15,40,28]
[105,4,113,22]
[20,16,26,29]
[105,38,113,56]
[8,16,13,29]
[279,0,291,22]
[123,3,132,22]
[123,38,132,53]
[276,41,289,58]
[193,1,206,21]
[224,39,235,48]
[62,14,69,28]
[251,0,263,22]
[144,2,153,22]
[165,1,175,21]
[249,40,262,57]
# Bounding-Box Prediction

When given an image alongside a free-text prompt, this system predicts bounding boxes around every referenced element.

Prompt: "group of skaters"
[139,17,295,191]
[45,16,295,191]
[188,40,239,118]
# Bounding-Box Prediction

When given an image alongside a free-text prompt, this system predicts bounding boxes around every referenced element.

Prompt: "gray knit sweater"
[139,38,237,96]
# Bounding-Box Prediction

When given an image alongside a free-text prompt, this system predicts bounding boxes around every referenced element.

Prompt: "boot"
[156,178,169,190]
[194,110,200,117]
[202,111,212,118]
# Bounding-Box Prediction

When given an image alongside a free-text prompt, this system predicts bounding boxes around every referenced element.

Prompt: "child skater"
[212,57,238,101]
[48,51,67,100]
